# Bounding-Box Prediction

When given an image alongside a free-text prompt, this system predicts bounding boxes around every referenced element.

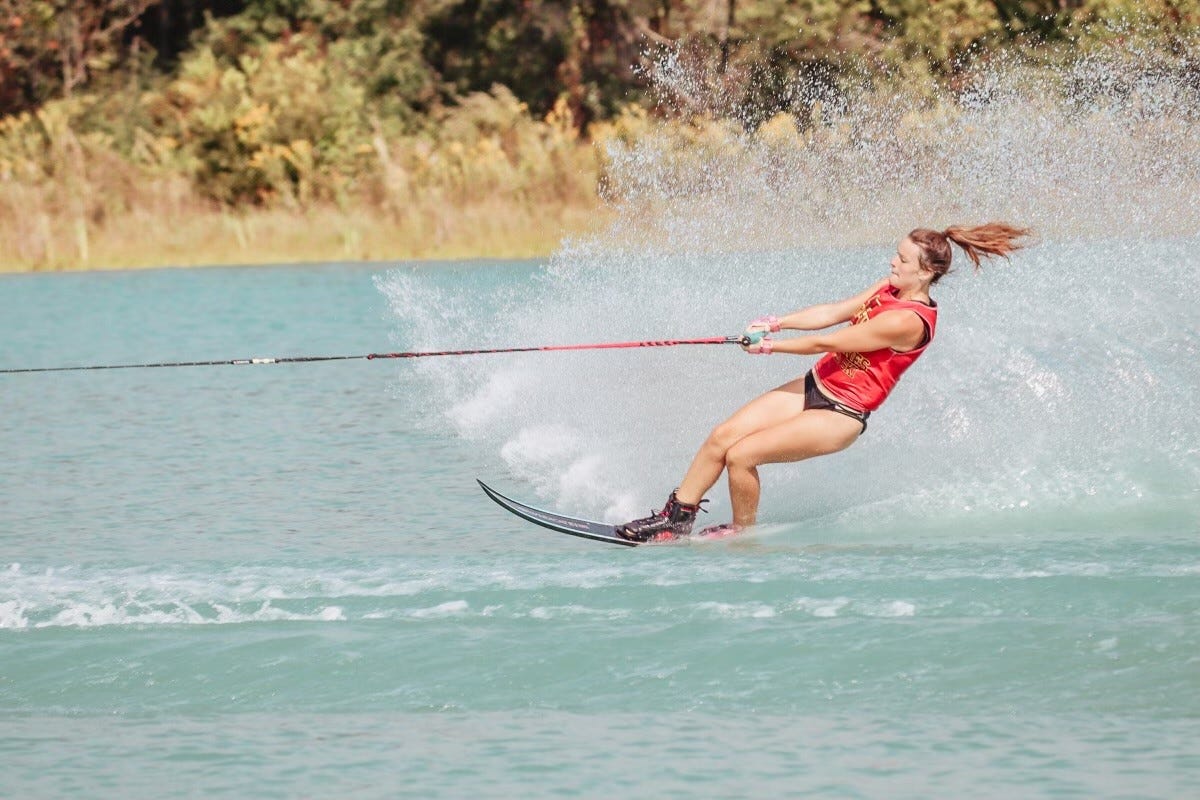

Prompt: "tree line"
[4,1,1198,123]
[1,1,1197,269]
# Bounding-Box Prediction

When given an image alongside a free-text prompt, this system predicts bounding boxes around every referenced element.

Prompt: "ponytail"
[910,222,1031,283]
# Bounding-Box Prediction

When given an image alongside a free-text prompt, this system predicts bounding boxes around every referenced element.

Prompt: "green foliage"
[871,0,1005,69]
[421,0,645,125]
[737,0,871,51]
[1071,0,1200,44]
[421,0,570,115]
[375,85,597,209]
[0,0,159,113]
[143,37,375,205]
[3,0,1200,234]
[194,0,436,124]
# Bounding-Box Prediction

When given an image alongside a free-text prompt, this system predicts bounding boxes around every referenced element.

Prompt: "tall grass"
[0,79,622,271]
[7,24,1196,271]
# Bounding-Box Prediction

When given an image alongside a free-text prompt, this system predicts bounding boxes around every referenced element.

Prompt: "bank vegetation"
[0,0,1196,270]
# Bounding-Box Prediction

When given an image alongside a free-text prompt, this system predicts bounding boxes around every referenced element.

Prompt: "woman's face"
[889,237,932,292]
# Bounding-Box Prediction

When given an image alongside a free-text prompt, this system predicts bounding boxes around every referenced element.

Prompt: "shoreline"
[0,202,609,273]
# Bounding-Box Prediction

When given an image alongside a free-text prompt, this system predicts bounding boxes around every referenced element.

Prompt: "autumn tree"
[0,0,164,114]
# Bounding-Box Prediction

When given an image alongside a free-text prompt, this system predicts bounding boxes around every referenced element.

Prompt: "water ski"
[477,479,638,546]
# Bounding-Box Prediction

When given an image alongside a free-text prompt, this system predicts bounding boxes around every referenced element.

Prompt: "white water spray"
[380,49,1200,537]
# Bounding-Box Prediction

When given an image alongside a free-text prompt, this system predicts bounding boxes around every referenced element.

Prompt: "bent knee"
[724,440,762,470]
[703,421,745,456]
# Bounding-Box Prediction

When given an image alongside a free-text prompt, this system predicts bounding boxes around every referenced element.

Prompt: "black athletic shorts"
[804,371,870,433]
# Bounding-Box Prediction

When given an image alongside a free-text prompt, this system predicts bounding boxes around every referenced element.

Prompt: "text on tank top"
[812,284,938,412]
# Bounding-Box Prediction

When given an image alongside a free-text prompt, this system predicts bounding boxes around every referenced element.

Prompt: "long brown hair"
[909,223,1031,283]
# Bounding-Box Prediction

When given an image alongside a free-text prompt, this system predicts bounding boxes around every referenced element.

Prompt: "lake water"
[7,45,1200,797]
[2,244,1197,797]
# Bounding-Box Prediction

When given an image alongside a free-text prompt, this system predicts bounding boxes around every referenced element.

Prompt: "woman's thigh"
[726,409,863,467]
[710,375,810,444]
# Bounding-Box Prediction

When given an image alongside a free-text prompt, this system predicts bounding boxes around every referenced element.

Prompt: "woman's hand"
[740,330,773,355]
[745,315,781,335]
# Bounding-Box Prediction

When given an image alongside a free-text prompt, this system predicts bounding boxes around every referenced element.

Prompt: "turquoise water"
[2,249,1198,797]
[6,51,1200,797]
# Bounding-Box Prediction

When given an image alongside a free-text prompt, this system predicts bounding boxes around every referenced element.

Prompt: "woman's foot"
[695,522,744,539]
[616,491,705,542]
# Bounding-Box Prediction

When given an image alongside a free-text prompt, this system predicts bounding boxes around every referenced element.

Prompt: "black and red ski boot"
[616,491,706,543]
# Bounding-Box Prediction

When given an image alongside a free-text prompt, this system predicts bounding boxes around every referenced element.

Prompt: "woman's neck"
[896,285,932,304]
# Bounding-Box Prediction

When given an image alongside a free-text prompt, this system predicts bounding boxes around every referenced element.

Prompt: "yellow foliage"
[756,113,803,148]
[0,75,609,270]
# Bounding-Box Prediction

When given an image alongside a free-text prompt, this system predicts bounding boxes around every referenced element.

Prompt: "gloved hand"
[740,330,773,355]
[745,315,781,334]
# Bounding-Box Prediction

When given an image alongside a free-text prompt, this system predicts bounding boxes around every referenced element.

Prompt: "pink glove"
[741,331,773,354]
[746,315,781,333]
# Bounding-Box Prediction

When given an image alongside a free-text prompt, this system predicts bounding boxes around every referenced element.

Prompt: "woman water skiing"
[616,223,1031,542]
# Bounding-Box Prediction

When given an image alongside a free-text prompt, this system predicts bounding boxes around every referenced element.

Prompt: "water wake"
[6,544,1197,629]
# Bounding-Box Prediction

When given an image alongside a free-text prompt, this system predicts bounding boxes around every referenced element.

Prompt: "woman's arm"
[773,279,890,331]
[763,309,926,356]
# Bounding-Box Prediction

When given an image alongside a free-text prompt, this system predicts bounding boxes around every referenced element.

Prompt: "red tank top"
[812,284,938,412]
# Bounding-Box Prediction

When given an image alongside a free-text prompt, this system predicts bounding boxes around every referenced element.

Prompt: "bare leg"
[724,410,863,526]
[674,375,809,505]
